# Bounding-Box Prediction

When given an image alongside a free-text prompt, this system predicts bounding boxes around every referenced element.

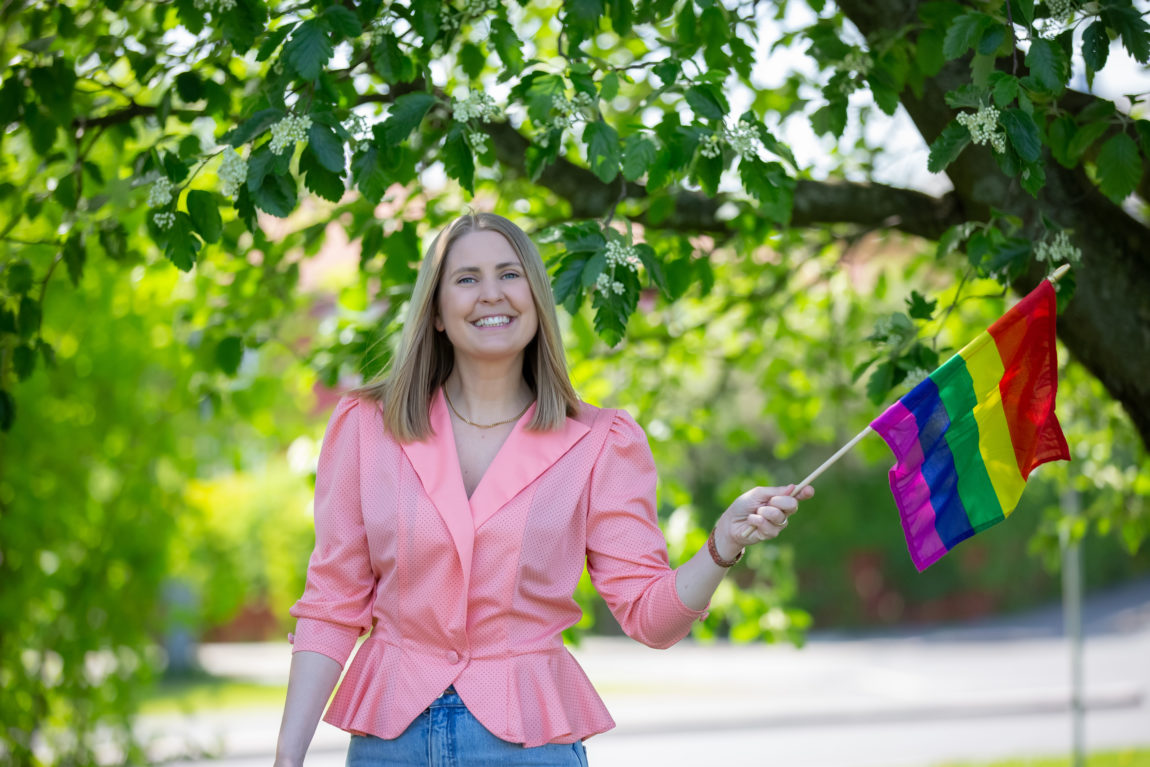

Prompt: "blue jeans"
[345,688,590,767]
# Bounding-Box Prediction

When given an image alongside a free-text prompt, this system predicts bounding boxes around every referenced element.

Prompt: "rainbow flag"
[870,281,1070,571]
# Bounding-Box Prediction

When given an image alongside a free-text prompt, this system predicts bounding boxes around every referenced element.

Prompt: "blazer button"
[446,650,459,664]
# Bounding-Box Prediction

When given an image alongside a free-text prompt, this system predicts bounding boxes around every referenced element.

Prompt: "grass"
[139,673,287,715]
[938,750,1150,767]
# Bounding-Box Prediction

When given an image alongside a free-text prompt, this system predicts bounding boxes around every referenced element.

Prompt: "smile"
[472,315,513,328]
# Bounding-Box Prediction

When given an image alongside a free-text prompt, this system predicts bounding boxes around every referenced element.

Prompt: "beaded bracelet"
[707,528,744,567]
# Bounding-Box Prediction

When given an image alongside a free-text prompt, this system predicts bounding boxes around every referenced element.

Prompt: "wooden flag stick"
[789,425,873,497]
[786,265,1072,498]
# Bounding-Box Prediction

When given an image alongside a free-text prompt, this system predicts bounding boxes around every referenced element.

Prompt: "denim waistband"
[431,685,461,706]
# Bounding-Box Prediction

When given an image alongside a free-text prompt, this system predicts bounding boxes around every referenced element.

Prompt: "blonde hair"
[352,212,580,441]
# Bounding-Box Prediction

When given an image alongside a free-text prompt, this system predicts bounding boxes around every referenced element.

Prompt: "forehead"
[443,230,521,270]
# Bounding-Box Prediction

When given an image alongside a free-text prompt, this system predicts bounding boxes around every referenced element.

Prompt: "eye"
[456,275,477,284]
[500,271,522,279]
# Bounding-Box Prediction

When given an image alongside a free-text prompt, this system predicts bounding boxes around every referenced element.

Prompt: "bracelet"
[707,528,744,568]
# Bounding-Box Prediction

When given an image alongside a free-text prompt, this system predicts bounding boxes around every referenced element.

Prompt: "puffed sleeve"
[585,409,707,649]
[288,395,376,667]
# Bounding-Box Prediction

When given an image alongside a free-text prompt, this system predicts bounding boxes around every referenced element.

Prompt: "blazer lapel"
[469,404,591,529]
[399,390,475,596]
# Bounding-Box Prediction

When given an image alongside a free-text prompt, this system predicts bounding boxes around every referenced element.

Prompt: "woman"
[274,212,813,766]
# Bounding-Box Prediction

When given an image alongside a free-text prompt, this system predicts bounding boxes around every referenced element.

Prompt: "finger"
[756,507,789,526]
[766,496,800,515]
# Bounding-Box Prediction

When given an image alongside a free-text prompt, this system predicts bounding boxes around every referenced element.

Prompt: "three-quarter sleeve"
[585,409,707,649]
[289,395,376,667]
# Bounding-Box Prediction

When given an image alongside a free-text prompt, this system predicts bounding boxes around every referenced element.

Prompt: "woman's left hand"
[713,484,814,560]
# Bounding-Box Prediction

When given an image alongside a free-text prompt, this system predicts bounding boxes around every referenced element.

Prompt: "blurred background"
[3,0,1150,765]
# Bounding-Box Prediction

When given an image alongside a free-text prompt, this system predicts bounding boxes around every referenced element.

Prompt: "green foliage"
[3,0,1150,759]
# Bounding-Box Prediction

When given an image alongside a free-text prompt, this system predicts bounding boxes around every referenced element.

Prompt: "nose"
[478,276,503,303]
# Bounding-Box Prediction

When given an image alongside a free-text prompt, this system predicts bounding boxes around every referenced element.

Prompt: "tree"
[3,0,1149,762]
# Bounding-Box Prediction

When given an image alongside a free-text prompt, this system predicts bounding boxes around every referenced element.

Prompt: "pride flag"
[870,281,1070,571]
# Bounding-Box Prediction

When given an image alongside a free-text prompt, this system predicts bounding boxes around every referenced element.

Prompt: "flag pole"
[787,264,1071,498]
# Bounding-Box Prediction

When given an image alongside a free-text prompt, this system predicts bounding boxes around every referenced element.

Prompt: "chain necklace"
[444,388,532,429]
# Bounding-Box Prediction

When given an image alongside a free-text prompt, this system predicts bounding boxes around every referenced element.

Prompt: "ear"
[434,313,444,332]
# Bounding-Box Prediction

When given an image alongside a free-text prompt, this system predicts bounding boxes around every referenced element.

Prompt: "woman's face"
[435,230,539,367]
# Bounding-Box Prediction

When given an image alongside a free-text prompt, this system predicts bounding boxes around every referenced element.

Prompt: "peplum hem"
[322,638,616,748]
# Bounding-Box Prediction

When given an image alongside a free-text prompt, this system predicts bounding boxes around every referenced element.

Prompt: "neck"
[444,357,534,422]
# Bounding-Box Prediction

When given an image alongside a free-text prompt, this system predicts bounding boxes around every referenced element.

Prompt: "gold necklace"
[444,388,532,429]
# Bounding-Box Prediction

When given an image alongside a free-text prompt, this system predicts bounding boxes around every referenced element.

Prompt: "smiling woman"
[272,212,814,767]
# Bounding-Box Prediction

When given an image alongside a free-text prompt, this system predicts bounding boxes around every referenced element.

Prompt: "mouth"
[471,315,513,328]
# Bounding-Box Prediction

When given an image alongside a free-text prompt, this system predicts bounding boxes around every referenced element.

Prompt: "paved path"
[145,578,1150,767]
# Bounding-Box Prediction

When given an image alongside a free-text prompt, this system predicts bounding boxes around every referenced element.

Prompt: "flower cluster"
[604,239,641,272]
[699,133,722,159]
[467,131,489,151]
[902,367,932,390]
[841,50,873,75]
[723,120,762,159]
[452,92,502,123]
[368,18,393,45]
[595,272,626,295]
[147,176,175,208]
[1047,0,1075,22]
[1034,230,1082,266]
[269,114,313,155]
[194,0,236,12]
[537,92,596,145]
[153,211,176,230]
[461,0,500,17]
[218,150,248,198]
[956,105,1006,154]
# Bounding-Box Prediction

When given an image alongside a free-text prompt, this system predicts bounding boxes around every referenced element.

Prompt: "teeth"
[473,316,511,327]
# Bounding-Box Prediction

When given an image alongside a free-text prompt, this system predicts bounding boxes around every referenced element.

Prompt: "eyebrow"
[449,262,521,276]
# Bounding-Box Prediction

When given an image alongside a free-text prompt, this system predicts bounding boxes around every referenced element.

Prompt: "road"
[144,578,1150,767]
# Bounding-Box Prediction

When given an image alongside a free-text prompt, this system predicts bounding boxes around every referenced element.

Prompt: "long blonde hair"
[352,213,580,441]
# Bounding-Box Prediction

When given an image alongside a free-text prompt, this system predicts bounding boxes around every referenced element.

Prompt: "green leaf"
[552,257,586,305]
[1000,108,1041,162]
[285,20,333,81]
[300,145,345,202]
[739,159,794,225]
[219,0,268,53]
[225,108,284,147]
[17,295,40,338]
[1025,38,1068,93]
[990,73,1019,107]
[443,123,475,193]
[7,260,33,294]
[584,121,621,184]
[371,33,416,83]
[165,212,201,271]
[1082,21,1110,85]
[62,233,85,287]
[943,13,985,60]
[1135,119,1150,156]
[915,29,946,77]
[53,171,77,210]
[215,336,244,376]
[307,121,345,172]
[610,0,634,35]
[250,171,298,218]
[1020,159,1045,197]
[866,360,896,406]
[459,42,487,80]
[383,92,436,145]
[633,242,669,296]
[526,75,567,123]
[581,251,607,288]
[927,120,971,172]
[351,145,390,203]
[99,222,128,261]
[906,290,937,320]
[1101,6,1150,64]
[977,24,1005,55]
[1047,114,1076,168]
[491,18,524,74]
[322,6,362,38]
[1009,0,1034,25]
[0,389,13,431]
[175,71,204,102]
[13,343,35,381]
[186,189,223,243]
[810,100,848,138]
[256,23,295,61]
[1067,120,1109,163]
[685,84,728,121]
[622,134,657,182]
[600,72,619,102]
[1096,132,1141,203]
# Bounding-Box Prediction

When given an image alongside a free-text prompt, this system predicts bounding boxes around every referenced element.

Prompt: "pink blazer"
[289,390,706,747]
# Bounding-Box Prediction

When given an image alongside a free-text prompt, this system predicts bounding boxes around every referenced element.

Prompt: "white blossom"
[218,150,248,198]
[604,239,640,273]
[147,176,175,208]
[1047,0,1075,22]
[723,120,762,159]
[462,0,500,17]
[467,131,488,151]
[453,92,502,123]
[903,368,932,390]
[152,211,176,230]
[956,106,1007,154]
[1034,230,1082,266]
[194,0,236,11]
[699,133,722,159]
[594,272,626,295]
[269,114,313,155]
[841,50,873,75]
